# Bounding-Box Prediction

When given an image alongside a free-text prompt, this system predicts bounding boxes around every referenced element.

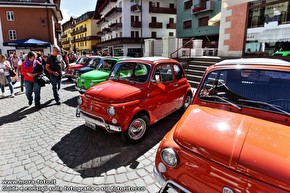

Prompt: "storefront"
[245,0,290,56]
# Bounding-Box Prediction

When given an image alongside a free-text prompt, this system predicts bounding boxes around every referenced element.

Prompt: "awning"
[258,25,290,43]
[208,12,221,26]
[3,38,50,47]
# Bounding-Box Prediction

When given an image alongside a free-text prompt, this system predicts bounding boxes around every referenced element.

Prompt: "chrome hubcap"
[128,118,146,140]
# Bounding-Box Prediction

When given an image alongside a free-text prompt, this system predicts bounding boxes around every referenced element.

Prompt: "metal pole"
[140,0,143,56]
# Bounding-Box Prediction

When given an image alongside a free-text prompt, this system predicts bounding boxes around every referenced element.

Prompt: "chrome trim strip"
[161,180,192,193]
[75,86,86,93]
[79,110,122,132]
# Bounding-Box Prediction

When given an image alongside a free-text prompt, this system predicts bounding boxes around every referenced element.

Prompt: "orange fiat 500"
[154,58,290,193]
[76,57,192,143]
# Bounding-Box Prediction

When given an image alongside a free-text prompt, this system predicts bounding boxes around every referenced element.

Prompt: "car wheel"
[182,93,192,111]
[122,114,149,144]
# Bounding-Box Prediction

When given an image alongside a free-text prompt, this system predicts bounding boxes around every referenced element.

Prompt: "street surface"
[0,79,183,193]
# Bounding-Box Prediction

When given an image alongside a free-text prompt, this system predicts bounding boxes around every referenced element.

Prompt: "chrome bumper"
[153,167,192,193]
[76,107,122,133]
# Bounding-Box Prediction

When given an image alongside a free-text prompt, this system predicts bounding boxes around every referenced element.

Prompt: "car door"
[148,64,175,120]
[172,63,189,109]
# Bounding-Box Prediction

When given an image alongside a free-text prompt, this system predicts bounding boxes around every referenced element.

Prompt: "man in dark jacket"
[46,46,64,105]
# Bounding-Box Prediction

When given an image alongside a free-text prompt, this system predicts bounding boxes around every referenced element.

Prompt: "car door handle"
[174,84,179,87]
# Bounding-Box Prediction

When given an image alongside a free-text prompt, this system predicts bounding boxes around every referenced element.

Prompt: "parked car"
[76,57,193,143]
[272,51,290,57]
[73,56,114,80]
[64,56,89,80]
[75,57,121,93]
[154,58,290,193]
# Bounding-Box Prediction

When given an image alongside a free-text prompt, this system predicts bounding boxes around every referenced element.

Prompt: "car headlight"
[107,106,115,116]
[161,148,179,167]
[77,96,82,105]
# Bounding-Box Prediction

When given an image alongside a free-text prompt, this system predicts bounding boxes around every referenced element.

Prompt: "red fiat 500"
[76,57,192,143]
[154,58,290,193]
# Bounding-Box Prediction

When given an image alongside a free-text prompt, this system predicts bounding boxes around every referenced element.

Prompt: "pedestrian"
[19,54,28,92]
[11,52,20,76]
[46,46,63,105]
[69,52,76,63]
[21,52,42,109]
[0,54,15,98]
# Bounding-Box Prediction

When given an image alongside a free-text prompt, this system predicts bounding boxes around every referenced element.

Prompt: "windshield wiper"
[238,99,290,116]
[200,95,242,110]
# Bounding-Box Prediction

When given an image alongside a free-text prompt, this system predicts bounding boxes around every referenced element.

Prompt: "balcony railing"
[104,7,122,18]
[131,4,141,12]
[96,37,142,47]
[97,31,103,36]
[97,17,107,25]
[62,40,70,44]
[61,34,68,38]
[131,21,141,28]
[149,6,176,14]
[191,0,214,14]
[86,36,100,41]
[109,22,122,30]
[102,27,112,33]
[71,27,87,36]
[167,23,176,29]
[149,22,163,28]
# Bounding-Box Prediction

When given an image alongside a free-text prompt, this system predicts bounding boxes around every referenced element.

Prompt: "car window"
[199,69,290,114]
[173,64,184,80]
[109,62,151,83]
[88,58,101,68]
[98,59,117,70]
[153,64,174,83]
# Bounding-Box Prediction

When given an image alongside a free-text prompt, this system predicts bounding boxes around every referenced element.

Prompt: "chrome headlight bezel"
[160,148,179,167]
[90,81,95,87]
[77,96,83,105]
[107,106,115,116]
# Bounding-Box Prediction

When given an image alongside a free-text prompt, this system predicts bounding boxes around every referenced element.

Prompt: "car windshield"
[77,57,89,65]
[199,69,290,115]
[88,58,101,68]
[108,62,151,84]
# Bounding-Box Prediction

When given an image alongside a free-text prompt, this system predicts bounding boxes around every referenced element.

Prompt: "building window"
[184,1,192,10]
[8,30,16,40]
[151,17,157,23]
[169,18,174,23]
[152,31,157,38]
[198,16,209,27]
[6,11,15,21]
[183,20,192,29]
[169,32,174,36]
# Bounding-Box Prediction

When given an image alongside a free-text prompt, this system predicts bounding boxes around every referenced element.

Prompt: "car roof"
[215,58,290,67]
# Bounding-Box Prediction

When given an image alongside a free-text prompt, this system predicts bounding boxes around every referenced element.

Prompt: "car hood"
[81,70,109,80]
[69,63,83,69]
[85,81,144,103]
[77,67,94,73]
[174,105,290,190]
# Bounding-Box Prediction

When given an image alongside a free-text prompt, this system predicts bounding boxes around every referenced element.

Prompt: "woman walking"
[0,54,15,98]
[21,52,43,109]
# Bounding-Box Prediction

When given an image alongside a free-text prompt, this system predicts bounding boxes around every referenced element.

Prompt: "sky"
[60,0,97,23]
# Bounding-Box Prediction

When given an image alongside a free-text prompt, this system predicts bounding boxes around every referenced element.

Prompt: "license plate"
[85,121,96,130]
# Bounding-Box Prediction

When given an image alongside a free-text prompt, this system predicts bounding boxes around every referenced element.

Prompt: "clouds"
[60,9,79,24]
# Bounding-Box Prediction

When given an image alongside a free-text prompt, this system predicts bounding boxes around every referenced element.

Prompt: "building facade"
[95,0,177,56]
[218,0,290,57]
[0,0,62,55]
[176,0,221,51]
[61,11,100,54]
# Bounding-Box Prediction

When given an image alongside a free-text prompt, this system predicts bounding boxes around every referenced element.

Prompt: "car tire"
[122,114,149,144]
[182,93,192,111]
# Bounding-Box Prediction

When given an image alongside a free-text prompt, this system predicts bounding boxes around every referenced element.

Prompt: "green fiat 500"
[75,57,124,93]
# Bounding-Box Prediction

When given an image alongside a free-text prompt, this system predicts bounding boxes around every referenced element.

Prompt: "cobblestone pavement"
[0,79,183,193]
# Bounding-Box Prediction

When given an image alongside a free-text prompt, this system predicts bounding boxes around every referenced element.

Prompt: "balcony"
[61,34,67,38]
[104,7,122,18]
[75,37,86,42]
[149,6,176,14]
[131,4,141,12]
[96,37,142,47]
[86,36,100,41]
[97,31,103,36]
[109,22,122,30]
[97,17,107,25]
[71,27,87,36]
[102,27,112,33]
[167,23,176,29]
[149,22,163,28]
[191,0,214,14]
[62,40,70,44]
[131,21,141,28]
